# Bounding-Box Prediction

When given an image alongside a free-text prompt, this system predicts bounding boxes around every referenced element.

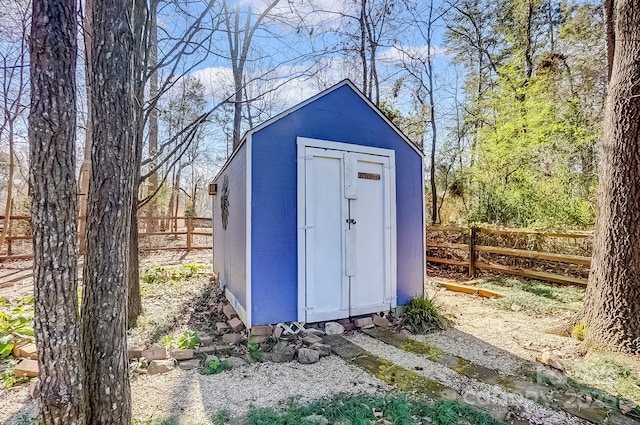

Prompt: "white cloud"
[378,44,448,66]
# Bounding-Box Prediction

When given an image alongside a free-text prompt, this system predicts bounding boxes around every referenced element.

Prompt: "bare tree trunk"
[29,0,86,422]
[581,0,640,354]
[81,0,136,420]
[359,0,368,96]
[127,0,149,327]
[425,0,439,224]
[78,0,93,254]
[147,0,159,230]
[128,206,142,325]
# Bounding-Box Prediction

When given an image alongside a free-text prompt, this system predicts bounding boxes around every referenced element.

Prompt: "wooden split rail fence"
[427,226,593,287]
[0,215,212,261]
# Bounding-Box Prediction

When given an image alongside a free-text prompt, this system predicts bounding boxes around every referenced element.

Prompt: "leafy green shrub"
[202,356,231,375]
[177,331,201,349]
[160,334,177,350]
[160,330,201,350]
[0,305,34,358]
[1,369,18,388]
[572,322,587,341]
[402,296,447,334]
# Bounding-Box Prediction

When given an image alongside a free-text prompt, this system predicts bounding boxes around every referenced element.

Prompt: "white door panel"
[304,148,349,322]
[300,144,395,322]
[349,157,391,315]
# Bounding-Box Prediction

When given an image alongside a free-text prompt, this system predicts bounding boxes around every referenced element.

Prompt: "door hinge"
[299,306,314,311]
[298,225,314,230]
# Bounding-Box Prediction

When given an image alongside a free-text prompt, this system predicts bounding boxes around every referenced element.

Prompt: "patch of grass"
[567,352,640,405]
[402,296,447,334]
[141,263,204,286]
[210,411,231,425]
[480,277,584,314]
[245,393,500,425]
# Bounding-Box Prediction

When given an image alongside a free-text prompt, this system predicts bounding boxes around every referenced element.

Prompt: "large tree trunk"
[81,0,136,421]
[29,0,86,423]
[581,0,640,354]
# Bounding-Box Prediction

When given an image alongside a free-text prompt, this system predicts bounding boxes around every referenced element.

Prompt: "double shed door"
[298,142,397,323]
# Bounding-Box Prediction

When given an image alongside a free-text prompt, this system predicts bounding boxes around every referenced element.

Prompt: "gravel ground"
[1,356,388,424]
[346,332,589,425]
[411,328,528,375]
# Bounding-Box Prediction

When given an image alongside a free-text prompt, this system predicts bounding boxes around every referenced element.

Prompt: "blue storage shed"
[212,79,425,328]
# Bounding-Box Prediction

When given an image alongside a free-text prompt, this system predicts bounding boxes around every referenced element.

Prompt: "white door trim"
[297,137,397,322]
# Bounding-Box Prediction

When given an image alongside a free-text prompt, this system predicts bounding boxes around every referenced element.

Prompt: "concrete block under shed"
[353,317,373,328]
[250,324,273,336]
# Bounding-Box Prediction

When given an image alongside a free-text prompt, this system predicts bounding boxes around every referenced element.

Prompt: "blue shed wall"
[250,85,424,325]
[213,143,247,315]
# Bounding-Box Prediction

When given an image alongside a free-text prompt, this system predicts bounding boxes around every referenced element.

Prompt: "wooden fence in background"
[0,215,212,261]
[427,226,593,287]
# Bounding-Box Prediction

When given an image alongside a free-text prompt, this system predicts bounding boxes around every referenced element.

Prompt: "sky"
[154,0,462,167]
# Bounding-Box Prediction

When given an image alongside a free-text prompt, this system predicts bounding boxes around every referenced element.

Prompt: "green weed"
[402,296,447,334]
[247,341,262,361]
[202,356,231,375]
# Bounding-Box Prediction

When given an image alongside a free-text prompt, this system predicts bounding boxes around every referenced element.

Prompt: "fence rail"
[427,226,593,287]
[0,215,212,261]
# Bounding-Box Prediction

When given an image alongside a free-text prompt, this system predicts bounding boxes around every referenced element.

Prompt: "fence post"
[186,216,192,252]
[78,215,86,254]
[7,216,12,256]
[468,227,476,277]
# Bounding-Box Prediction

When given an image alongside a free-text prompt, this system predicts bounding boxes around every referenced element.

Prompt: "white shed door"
[300,146,394,322]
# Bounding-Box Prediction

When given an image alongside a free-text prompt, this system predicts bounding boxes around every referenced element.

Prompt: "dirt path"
[424,282,584,364]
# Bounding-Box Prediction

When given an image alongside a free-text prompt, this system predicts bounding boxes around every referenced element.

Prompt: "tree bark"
[28,0,86,422]
[81,0,136,421]
[581,0,640,354]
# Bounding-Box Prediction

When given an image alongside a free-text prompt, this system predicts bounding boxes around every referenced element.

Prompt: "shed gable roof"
[244,79,423,157]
